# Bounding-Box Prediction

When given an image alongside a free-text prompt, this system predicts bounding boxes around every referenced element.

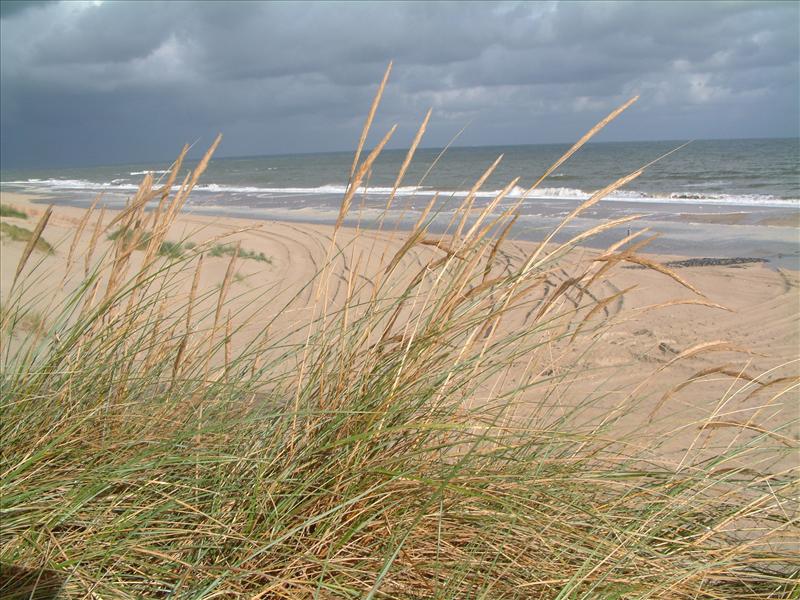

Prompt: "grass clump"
[107,226,154,248]
[156,239,186,259]
[108,228,267,263]
[107,228,195,259]
[210,242,271,263]
[0,221,53,254]
[0,204,27,219]
[1,71,796,598]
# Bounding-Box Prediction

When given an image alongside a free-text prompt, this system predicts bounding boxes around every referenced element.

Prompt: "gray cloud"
[0,1,53,19]
[1,0,797,167]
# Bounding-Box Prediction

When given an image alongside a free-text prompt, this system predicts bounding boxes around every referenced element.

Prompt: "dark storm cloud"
[0,1,53,19]
[1,1,797,167]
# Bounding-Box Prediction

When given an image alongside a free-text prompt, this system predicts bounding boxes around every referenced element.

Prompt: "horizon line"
[1,135,797,171]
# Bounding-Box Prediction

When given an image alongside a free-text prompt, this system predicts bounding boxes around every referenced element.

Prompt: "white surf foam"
[1,178,141,191]
[2,178,797,208]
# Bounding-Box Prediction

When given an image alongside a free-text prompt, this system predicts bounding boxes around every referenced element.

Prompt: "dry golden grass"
[1,67,797,599]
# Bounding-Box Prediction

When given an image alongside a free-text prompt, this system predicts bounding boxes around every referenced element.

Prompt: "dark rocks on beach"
[626,257,768,269]
[664,257,769,268]
[658,340,680,354]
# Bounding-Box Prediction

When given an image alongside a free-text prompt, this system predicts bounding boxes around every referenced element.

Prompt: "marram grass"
[1,70,797,599]
[0,204,27,220]
[0,222,53,254]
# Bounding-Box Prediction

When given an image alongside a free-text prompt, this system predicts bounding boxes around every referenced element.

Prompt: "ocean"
[2,138,799,265]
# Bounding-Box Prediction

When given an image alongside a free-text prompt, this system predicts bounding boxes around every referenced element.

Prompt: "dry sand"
[2,191,798,465]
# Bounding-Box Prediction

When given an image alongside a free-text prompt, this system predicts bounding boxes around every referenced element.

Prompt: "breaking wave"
[1,178,797,208]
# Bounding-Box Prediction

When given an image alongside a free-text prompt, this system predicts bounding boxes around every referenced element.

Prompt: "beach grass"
[0,204,27,219]
[0,221,53,254]
[0,75,797,598]
[209,242,271,263]
[108,228,269,263]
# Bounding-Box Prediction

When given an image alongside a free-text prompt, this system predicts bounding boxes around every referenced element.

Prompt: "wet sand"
[5,183,798,268]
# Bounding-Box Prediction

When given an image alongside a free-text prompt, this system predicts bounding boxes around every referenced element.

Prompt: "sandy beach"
[3,190,798,463]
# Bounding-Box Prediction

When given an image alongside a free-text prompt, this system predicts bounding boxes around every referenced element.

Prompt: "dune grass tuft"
[210,241,271,263]
[108,228,268,263]
[0,221,53,253]
[0,204,27,219]
[155,238,186,259]
[107,228,189,259]
[0,72,796,599]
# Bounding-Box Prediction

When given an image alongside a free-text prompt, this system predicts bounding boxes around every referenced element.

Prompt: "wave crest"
[2,178,797,208]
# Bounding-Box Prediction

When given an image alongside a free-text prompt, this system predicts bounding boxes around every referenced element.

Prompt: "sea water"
[2,138,799,265]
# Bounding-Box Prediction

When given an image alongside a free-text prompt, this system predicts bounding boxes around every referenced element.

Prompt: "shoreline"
[7,187,800,270]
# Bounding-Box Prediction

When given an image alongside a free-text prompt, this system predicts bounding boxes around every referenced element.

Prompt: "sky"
[1,0,798,168]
